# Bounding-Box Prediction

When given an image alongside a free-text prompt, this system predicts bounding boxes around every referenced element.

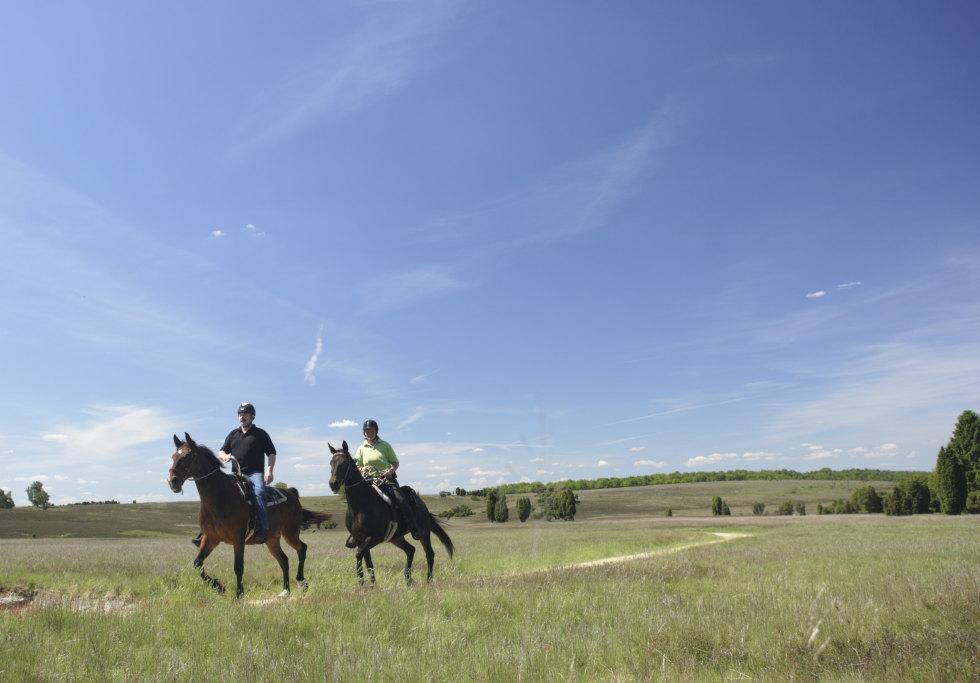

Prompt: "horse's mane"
[194,444,222,469]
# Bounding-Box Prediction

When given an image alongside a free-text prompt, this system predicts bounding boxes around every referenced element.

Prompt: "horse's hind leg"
[266,537,291,597]
[420,534,436,582]
[193,534,224,593]
[363,548,376,585]
[391,537,416,585]
[282,529,308,592]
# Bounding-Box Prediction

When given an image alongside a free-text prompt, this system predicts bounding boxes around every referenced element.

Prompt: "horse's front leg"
[193,534,224,593]
[233,540,245,598]
[391,537,416,585]
[354,537,374,586]
[363,548,376,585]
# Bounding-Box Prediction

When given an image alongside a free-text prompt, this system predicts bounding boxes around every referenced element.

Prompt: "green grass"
[1,485,977,680]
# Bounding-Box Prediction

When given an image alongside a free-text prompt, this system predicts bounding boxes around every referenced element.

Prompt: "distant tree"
[721,501,731,516]
[439,491,451,497]
[897,477,931,514]
[553,489,577,521]
[493,494,509,523]
[711,496,723,516]
[946,410,980,492]
[935,446,967,514]
[0,489,14,509]
[816,503,824,515]
[794,502,806,516]
[516,496,532,522]
[967,490,980,514]
[777,500,794,516]
[26,481,50,509]
[437,505,474,519]
[273,481,289,490]
[664,507,673,517]
[752,501,765,516]
[454,487,467,497]
[851,486,883,513]
[485,490,498,522]
[132,500,137,505]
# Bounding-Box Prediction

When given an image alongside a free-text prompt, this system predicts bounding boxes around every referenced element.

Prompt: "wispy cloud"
[410,371,437,385]
[234,0,464,151]
[685,452,738,468]
[304,324,325,385]
[360,266,463,310]
[329,419,358,429]
[210,229,225,238]
[398,406,425,430]
[837,281,862,290]
[604,395,752,427]
[41,405,177,464]
[634,459,667,468]
[628,446,645,453]
[413,109,676,248]
[806,290,827,299]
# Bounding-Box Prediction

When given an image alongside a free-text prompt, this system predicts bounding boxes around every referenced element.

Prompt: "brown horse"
[168,433,330,598]
[328,441,454,585]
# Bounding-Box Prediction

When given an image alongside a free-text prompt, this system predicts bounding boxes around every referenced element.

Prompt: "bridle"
[171,446,225,489]
[333,452,368,490]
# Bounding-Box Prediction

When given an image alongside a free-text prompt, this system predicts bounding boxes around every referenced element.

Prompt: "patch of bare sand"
[0,589,134,614]
[508,531,754,576]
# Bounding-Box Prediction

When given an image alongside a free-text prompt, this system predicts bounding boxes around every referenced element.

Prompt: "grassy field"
[1,484,977,681]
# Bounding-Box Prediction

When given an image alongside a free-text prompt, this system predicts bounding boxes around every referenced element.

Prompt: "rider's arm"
[265,452,276,483]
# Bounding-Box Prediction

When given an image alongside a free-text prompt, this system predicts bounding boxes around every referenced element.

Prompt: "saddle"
[237,476,289,542]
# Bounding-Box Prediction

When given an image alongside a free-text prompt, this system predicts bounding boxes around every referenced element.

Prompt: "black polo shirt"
[221,426,276,475]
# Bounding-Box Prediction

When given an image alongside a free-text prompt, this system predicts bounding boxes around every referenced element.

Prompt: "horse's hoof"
[297,580,308,593]
[277,589,290,599]
[213,582,226,594]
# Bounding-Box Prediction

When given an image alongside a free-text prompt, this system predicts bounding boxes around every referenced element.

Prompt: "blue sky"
[1,1,979,505]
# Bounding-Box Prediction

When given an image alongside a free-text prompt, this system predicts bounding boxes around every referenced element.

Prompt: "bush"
[777,500,794,516]
[721,502,731,515]
[852,485,883,513]
[516,496,532,522]
[794,502,806,516]
[538,488,578,521]
[664,507,672,517]
[26,481,49,509]
[437,504,473,519]
[967,490,980,514]
[0,489,14,509]
[816,503,824,514]
[711,496,722,516]
[935,446,967,514]
[493,494,509,523]
[752,501,765,516]
[485,491,498,522]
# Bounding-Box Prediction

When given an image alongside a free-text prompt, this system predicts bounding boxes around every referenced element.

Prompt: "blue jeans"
[247,472,269,533]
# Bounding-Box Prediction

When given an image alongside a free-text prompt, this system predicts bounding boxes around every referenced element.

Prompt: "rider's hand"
[264,469,273,485]
[218,453,230,464]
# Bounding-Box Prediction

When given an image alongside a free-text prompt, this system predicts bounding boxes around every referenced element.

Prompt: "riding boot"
[192,531,203,548]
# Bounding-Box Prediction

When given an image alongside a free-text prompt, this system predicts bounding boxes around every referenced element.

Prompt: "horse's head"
[327,441,356,493]
[168,432,201,493]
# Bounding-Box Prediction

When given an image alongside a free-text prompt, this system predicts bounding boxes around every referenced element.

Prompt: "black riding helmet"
[238,402,256,415]
[362,419,379,433]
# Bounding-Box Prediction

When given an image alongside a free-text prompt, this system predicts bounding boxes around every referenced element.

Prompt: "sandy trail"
[506,531,754,577]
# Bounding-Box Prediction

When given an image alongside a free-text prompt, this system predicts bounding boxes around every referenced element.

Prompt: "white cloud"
[329,419,358,429]
[304,324,324,385]
[471,447,484,453]
[597,459,609,467]
[398,406,425,430]
[806,290,827,299]
[244,223,266,237]
[41,405,176,463]
[15,474,49,481]
[837,281,862,290]
[410,371,437,385]
[530,457,544,463]
[879,443,897,451]
[684,452,737,468]
[42,434,68,442]
[634,459,667,468]
[77,479,98,485]
[741,451,777,461]
[628,446,645,453]
[211,229,225,238]
[54,475,69,481]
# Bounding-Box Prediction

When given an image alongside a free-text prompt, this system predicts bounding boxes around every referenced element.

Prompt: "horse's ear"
[184,432,196,447]
[328,443,336,454]
[342,440,348,453]
[173,434,182,448]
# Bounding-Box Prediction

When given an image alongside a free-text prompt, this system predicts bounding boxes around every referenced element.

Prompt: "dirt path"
[507,531,754,577]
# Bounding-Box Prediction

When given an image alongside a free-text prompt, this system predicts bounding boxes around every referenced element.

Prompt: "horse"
[328,441,454,585]
[168,433,330,598]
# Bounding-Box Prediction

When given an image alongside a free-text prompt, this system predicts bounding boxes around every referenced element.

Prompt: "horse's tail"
[428,514,454,558]
[301,507,332,530]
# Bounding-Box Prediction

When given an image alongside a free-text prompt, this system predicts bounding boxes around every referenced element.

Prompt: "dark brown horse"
[328,441,454,585]
[168,433,330,598]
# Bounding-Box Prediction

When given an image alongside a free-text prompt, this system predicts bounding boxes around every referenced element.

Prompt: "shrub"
[935,446,967,515]
[664,507,672,517]
[794,502,806,516]
[493,494,509,523]
[516,496,532,522]
[816,503,824,515]
[752,501,765,516]
[0,489,14,509]
[852,485,883,513]
[711,496,723,516]
[485,491,498,522]
[721,502,731,515]
[437,505,473,519]
[777,500,794,516]
[966,490,980,514]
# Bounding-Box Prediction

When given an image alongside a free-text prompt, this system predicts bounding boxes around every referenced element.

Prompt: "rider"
[218,402,277,543]
[355,419,419,538]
